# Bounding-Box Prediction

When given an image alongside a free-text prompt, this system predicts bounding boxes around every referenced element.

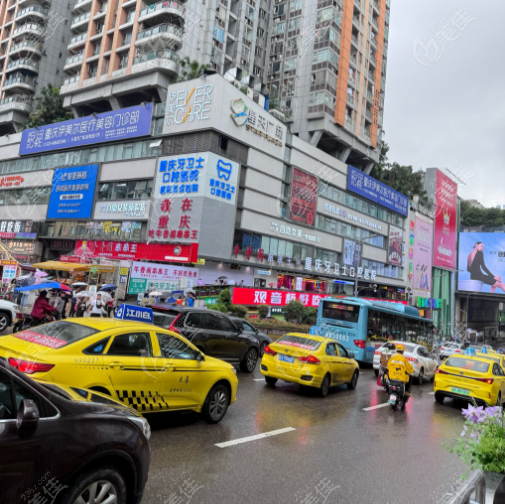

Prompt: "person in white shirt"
[87,294,103,318]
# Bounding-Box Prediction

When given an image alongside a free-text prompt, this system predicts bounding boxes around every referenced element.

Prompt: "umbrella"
[218,276,227,280]
[149,291,163,297]
[197,280,205,286]
[99,284,117,291]
[15,282,72,293]
[269,283,276,287]
[75,291,95,297]
[72,282,88,287]
[35,270,48,277]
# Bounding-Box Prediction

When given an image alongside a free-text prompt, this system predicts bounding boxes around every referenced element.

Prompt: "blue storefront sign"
[47,165,98,219]
[347,165,409,217]
[114,303,153,323]
[19,103,153,156]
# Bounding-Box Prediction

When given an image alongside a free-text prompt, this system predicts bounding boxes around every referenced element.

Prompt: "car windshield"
[14,321,99,348]
[446,357,490,373]
[153,312,176,329]
[277,335,321,350]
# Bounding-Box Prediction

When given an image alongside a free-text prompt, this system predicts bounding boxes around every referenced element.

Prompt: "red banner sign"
[75,241,199,263]
[232,288,408,307]
[0,175,24,188]
[59,255,83,263]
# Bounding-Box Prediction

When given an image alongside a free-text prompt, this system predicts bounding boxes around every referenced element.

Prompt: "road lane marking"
[215,427,296,448]
[253,379,264,381]
[428,392,435,395]
[363,403,390,411]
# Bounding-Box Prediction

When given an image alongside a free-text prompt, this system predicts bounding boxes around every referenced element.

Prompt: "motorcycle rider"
[31,290,58,324]
[387,344,414,397]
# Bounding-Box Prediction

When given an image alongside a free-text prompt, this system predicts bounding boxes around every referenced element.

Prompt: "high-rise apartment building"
[267,0,390,170]
[0,0,71,134]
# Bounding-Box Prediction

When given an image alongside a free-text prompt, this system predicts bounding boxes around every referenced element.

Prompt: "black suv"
[153,306,260,372]
[0,359,150,504]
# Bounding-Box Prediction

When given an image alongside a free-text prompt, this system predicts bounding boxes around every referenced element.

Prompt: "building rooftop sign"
[19,103,153,156]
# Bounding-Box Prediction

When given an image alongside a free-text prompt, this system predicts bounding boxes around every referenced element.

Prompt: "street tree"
[177,58,210,82]
[23,84,73,130]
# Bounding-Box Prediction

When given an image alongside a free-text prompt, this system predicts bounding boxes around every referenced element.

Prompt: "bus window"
[321,301,360,323]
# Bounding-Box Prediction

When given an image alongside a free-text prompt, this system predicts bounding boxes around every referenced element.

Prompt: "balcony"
[89,27,104,41]
[349,53,357,68]
[16,5,47,22]
[354,0,360,8]
[351,34,359,48]
[363,126,371,138]
[135,23,183,49]
[368,69,374,81]
[372,17,379,32]
[139,1,185,23]
[348,75,355,87]
[70,11,90,31]
[0,94,32,114]
[366,91,374,103]
[6,57,39,73]
[352,16,360,29]
[370,34,377,49]
[365,108,372,121]
[64,53,84,70]
[12,23,44,39]
[346,93,354,107]
[94,4,108,20]
[345,116,353,129]
[3,73,36,92]
[63,74,80,85]
[9,41,42,58]
[72,0,92,13]
[369,53,376,67]
[373,0,379,13]
[131,48,179,75]
[68,32,87,50]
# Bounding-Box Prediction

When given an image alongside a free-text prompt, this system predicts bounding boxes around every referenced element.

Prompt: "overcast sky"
[384,0,505,207]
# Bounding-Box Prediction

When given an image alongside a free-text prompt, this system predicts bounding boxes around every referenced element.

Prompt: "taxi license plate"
[278,354,294,364]
[452,387,470,395]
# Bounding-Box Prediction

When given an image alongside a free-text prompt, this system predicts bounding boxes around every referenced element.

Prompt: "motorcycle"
[377,364,390,393]
[388,379,410,411]
[13,313,57,333]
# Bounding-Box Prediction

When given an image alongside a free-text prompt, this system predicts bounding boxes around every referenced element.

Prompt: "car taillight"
[477,378,494,385]
[436,368,447,374]
[354,340,366,349]
[298,355,321,365]
[454,349,461,353]
[374,350,381,356]
[264,345,277,356]
[8,357,54,374]
[169,314,182,334]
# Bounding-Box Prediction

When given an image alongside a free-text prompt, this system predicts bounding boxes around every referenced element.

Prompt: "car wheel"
[240,348,258,373]
[416,368,424,385]
[320,374,331,398]
[347,371,359,390]
[259,341,268,357]
[202,384,230,424]
[374,369,379,377]
[61,467,127,504]
[265,376,278,386]
[0,313,9,332]
[435,392,445,404]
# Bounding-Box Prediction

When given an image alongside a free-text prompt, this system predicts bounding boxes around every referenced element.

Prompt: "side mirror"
[348,352,355,359]
[196,352,205,362]
[16,399,39,432]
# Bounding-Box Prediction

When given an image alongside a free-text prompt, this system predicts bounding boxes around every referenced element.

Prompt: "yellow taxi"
[476,352,505,373]
[434,350,505,407]
[0,318,238,423]
[260,332,360,397]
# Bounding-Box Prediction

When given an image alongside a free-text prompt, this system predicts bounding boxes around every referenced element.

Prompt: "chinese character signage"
[75,240,199,263]
[322,203,383,231]
[347,165,409,217]
[290,168,318,226]
[232,288,332,307]
[413,216,433,298]
[47,165,98,219]
[94,201,151,220]
[20,104,153,155]
[0,220,35,239]
[149,152,239,243]
[0,175,24,188]
[457,233,505,295]
[388,225,404,266]
[1,260,17,283]
[114,304,153,323]
[128,261,199,294]
[432,169,457,269]
[6,240,35,255]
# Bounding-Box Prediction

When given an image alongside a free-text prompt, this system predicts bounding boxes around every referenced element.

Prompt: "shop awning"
[32,261,115,273]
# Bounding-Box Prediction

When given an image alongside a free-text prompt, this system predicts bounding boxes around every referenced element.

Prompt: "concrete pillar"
[309,130,323,147]
[338,146,351,163]
[364,160,374,175]
[109,96,123,110]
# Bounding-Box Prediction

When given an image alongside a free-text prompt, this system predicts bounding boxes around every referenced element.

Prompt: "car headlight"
[231,367,237,375]
[128,416,151,440]
[13,305,18,312]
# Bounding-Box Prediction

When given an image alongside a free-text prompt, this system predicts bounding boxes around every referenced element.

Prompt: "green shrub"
[284,300,305,324]
[258,305,269,319]
[302,307,318,326]
[212,303,228,314]
[218,288,232,306]
[249,318,311,332]
[229,304,248,319]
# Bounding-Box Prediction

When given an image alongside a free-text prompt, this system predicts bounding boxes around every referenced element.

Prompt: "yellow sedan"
[434,353,505,407]
[260,333,360,397]
[0,318,238,423]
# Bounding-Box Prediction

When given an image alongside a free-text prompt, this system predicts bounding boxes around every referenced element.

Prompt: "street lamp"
[353,233,380,297]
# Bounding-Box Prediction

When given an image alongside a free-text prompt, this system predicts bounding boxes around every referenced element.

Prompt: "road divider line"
[363,403,390,411]
[215,427,296,448]
[428,392,435,395]
[253,379,264,381]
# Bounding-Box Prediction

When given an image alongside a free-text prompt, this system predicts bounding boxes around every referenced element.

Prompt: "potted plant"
[444,403,505,499]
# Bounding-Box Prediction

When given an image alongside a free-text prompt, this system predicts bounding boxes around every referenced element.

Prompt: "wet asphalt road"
[141,366,469,504]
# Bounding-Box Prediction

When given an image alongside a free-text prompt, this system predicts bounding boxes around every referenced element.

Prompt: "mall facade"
[0,74,410,304]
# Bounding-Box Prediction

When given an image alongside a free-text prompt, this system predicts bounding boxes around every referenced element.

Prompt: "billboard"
[458,233,505,294]
[432,170,457,269]
[47,165,98,219]
[20,104,153,155]
[412,216,433,298]
[388,225,403,266]
[343,239,362,269]
[290,168,318,227]
[347,165,409,217]
[128,261,199,294]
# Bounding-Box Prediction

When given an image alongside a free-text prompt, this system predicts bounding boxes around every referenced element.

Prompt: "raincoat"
[387,352,414,383]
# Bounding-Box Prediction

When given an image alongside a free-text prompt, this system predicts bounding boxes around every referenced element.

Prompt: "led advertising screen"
[412,216,433,298]
[290,168,318,227]
[458,232,505,294]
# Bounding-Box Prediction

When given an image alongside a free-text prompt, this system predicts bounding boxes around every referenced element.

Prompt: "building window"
[97,180,153,200]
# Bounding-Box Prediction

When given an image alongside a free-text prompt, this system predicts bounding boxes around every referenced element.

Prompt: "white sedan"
[439,341,466,360]
[373,341,438,384]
